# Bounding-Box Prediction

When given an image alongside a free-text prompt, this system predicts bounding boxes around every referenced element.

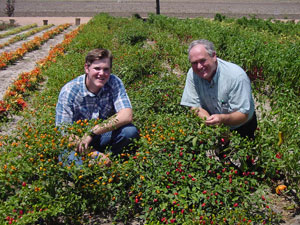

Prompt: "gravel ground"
[0,17,92,26]
[0,0,299,19]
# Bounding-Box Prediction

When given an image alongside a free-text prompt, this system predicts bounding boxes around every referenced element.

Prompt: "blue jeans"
[59,123,139,166]
[90,123,139,155]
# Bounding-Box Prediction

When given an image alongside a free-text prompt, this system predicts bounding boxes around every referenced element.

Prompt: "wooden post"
[156,0,160,14]
[43,20,48,25]
[9,19,15,25]
[75,18,81,25]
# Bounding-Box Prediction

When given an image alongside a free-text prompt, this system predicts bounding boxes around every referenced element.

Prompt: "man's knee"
[120,124,139,140]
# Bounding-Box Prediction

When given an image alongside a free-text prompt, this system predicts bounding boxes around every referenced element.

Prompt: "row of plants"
[0,24,54,49]
[214,14,300,40]
[0,24,83,121]
[147,14,300,96]
[0,25,84,225]
[0,23,71,69]
[0,13,299,224]
[0,21,17,32]
[0,24,37,39]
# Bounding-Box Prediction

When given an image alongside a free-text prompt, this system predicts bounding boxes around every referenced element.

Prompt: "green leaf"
[184,135,195,142]
[192,137,198,147]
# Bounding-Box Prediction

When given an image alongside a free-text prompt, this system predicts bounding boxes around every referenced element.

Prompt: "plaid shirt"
[55,74,132,127]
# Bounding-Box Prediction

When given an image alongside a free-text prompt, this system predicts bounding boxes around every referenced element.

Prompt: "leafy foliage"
[0,13,299,224]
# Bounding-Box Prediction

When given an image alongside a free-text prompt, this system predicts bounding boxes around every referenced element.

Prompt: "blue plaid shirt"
[55,74,132,127]
[181,58,255,129]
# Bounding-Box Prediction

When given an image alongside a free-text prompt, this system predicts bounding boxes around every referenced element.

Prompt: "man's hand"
[205,114,223,126]
[90,151,112,167]
[191,107,210,121]
[68,134,80,147]
[206,112,248,126]
[77,134,93,154]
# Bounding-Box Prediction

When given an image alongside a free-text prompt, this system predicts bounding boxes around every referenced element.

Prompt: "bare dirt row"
[0,25,77,101]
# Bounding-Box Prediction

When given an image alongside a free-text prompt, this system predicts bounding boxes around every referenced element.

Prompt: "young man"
[181,39,257,139]
[55,48,139,165]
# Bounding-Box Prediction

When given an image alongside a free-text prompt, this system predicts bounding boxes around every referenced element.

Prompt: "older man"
[181,39,257,139]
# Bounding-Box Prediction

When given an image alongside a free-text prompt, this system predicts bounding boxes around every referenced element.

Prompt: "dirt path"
[0,25,77,101]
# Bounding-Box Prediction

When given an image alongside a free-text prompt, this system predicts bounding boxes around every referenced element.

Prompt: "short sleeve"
[228,75,252,115]
[111,76,132,112]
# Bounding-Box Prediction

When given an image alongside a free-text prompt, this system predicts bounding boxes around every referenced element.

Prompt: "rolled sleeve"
[112,76,132,112]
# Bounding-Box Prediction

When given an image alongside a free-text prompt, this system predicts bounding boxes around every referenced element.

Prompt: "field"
[0,7,300,225]
[0,0,300,19]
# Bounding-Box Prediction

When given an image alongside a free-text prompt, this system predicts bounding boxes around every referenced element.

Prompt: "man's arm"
[205,111,248,126]
[78,108,133,153]
[92,108,132,135]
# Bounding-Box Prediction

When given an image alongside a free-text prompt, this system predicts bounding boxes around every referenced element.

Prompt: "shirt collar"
[201,59,220,87]
[82,74,112,97]
[82,74,97,97]
[211,58,220,86]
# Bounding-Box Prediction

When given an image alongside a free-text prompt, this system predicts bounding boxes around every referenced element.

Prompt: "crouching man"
[55,48,139,166]
[181,39,257,139]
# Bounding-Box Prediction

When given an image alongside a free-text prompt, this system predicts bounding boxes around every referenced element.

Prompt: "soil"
[0,0,300,19]
[0,0,299,224]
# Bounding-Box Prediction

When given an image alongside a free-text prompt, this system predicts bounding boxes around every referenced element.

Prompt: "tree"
[5,0,15,17]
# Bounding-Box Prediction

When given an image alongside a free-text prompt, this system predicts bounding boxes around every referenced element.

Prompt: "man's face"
[189,44,217,82]
[85,58,111,94]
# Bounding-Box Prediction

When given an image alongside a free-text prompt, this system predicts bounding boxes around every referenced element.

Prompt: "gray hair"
[188,39,216,57]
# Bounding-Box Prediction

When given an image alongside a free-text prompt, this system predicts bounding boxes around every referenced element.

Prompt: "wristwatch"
[88,129,97,138]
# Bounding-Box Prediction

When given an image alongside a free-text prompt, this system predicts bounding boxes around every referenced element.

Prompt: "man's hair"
[188,39,216,57]
[85,48,113,68]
